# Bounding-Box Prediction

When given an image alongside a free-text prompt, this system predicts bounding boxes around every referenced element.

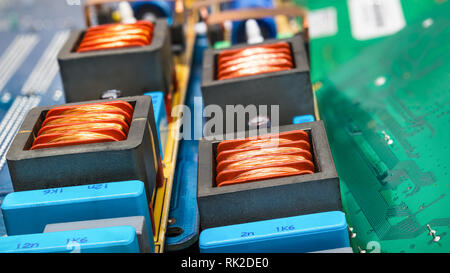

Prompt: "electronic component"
[293,114,315,124]
[30,100,133,150]
[76,21,154,53]
[58,19,173,102]
[199,211,350,253]
[44,216,151,253]
[0,226,140,253]
[216,42,294,80]
[197,121,342,229]
[0,180,154,253]
[215,130,315,187]
[201,35,315,134]
[6,96,163,197]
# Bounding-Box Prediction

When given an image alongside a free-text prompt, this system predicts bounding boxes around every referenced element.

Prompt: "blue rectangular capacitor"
[0,226,140,253]
[145,91,168,159]
[0,180,154,252]
[199,211,350,253]
[293,114,315,124]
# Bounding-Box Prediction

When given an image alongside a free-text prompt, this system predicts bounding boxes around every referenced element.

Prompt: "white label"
[348,0,406,40]
[308,7,338,39]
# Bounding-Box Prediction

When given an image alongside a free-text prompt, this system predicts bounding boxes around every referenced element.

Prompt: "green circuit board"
[298,0,450,252]
[298,0,442,82]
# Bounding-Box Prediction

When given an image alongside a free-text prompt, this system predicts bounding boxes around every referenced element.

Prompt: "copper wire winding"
[216,42,294,80]
[30,101,133,150]
[77,21,154,53]
[215,130,315,187]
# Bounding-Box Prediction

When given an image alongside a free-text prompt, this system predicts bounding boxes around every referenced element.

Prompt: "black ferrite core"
[201,34,315,133]
[58,19,173,102]
[197,121,342,229]
[6,96,161,201]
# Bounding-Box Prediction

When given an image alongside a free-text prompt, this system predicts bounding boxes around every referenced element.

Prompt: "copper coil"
[234,138,294,150]
[45,131,118,144]
[218,65,292,80]
[218,52,293,70]
[217,59,293,79]
[85,26,153,36]
[220,146,312,162]
[39,122,126,136]
[218,47,292,66]
[78,21,154,53]
[82,29,152,41]
[217,42,290,60]
[232,167,310,180]
[57,104,129,116]
[216,42,293,80]
[219,155,313,172]
[85,21,154,34]
[43,113,128,127]
[79,34,151,48]
[77,41,149,52]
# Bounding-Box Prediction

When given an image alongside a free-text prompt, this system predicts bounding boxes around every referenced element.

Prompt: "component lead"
[357,246,366,253]
[426,224,441,242]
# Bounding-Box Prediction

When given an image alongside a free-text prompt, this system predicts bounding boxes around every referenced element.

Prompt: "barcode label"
[308,7,338,39]
[348,0,406,40]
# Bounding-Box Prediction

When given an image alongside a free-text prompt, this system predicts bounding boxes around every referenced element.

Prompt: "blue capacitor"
[1,180,154,252]
[145,91,168,159]
[0,226,139,253]
[199,211,350,253]
[293,114,315,124]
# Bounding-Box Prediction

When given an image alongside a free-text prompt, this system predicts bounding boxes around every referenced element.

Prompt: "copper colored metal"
[30,131,120,150]
[218,66,292,80]
[45,131,117,143]
[233,167,308,181]
[85,21,154,35]
[219,154,313,172]
[214,129,315,187]
[79,34,151,48]
[234,138,293,150]
[218,52,292,70]
[46,101,134,119]
[77,21,154,53]
[42,113,129,127]
[39,122,126,136]
[219,146,312,162]
[217,59,293,78]
[217,166,314,187]
[217,47,291,66]
[31,100,136,150]
[216,42,293,80]
[57,104,130,117]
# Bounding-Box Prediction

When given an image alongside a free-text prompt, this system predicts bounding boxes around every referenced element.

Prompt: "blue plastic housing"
[145,91,168,159]
[199,211,350,253]
[293,114,315,124]
[0,180,154,252]
[0,226,139,253]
